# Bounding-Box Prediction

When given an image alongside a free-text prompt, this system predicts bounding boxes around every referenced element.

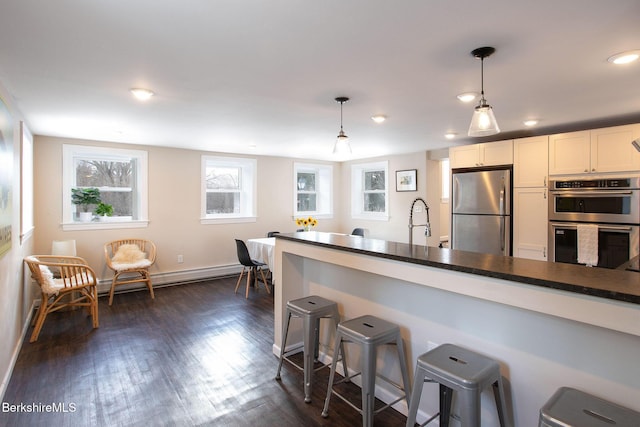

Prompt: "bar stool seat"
[321,314,411,427]
[275,295,346,403]
[539,387,640,427]
[405,343,510,427]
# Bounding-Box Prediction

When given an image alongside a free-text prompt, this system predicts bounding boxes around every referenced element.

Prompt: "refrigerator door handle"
[500,216,505,252]
[499,184,505,215]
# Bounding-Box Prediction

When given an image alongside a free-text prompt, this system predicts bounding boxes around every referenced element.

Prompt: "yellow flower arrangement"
[295,216,318,231]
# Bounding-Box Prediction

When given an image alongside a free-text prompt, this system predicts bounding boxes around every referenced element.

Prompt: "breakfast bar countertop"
[276,232,640,305]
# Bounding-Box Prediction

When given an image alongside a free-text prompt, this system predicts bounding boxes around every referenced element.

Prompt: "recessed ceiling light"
[371,115,386,123]
[607,50,640,65]
[445,132,457,139]
[130,88,155,101]
[456,92,479,103]
[523,119,539,127]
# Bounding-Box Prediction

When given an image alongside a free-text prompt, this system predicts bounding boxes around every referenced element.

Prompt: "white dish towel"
[577,224,598,266]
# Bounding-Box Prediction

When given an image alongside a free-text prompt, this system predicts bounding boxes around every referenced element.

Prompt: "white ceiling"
[1,0,639,161]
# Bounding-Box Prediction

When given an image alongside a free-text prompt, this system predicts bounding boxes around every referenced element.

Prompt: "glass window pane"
[207,167,240,190]
[297,172,316,191]
[364,170,385,191]
[75,160,132,188]
[207,192,239,214]
[99,191,133,216]
[297,194,317,212]
[364,193,385,212]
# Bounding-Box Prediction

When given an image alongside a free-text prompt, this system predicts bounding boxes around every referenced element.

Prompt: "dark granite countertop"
[276,232,640,305]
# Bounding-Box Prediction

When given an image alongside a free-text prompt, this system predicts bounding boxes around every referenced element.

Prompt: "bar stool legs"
[275,295,346,403]
[321,315,411,427]
[405,343,510,427]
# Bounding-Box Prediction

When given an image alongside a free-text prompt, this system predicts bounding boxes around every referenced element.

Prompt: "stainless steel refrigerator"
[451,167,512,256]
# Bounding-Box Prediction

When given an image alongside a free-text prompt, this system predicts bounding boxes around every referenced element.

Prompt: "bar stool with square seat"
[321,314,411,427]
[275,295,347,403]
[539,387,640,427]
[405,343,510,427]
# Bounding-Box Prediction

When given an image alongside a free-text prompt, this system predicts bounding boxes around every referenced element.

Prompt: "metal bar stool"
[321,315,411,427]
[275,295,346,403]
[405,343,510,427]
[539,387,640,427]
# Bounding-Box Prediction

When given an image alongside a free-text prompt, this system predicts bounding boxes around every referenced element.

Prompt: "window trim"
[62,144,149,231]
[351,160,389,221]
[293,162,333,219]
[201,155,257,224]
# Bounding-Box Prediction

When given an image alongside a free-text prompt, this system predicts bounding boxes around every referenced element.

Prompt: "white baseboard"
[96,263,242,295]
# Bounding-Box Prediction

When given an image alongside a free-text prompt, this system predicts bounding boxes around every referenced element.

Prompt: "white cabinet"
[513,136,549,261]
[514,136,548,187]
[513,187,548,261]
[450,140,513,169]
[549,125,640,175]
[591,124,640,173]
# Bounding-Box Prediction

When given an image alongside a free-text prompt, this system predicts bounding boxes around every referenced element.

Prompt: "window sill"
[62,220,149,231]
[200,216,257,225]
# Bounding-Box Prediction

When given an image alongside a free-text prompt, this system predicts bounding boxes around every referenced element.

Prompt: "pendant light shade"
[468,47,500,137]
[333,97,352,154]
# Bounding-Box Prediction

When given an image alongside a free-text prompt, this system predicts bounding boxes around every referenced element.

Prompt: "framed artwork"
[0,96,13,258]
[396,169,417,192]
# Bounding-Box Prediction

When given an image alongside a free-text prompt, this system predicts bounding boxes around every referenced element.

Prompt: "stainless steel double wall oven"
[549,176,640,268]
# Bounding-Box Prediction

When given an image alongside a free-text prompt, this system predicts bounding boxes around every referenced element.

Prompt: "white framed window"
[441,158,450,202]
[351,161,389,220]
[62,144,148,230]
[293,162,333,218]
[201,155,256,224]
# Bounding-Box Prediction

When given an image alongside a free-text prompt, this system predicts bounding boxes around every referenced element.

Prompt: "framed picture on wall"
[396,169,417,192]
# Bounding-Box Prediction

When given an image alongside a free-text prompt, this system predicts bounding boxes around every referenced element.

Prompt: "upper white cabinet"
[591,124,640,173]
[450,140,513,169]
[549,125,640,175]
[514,136,548,187]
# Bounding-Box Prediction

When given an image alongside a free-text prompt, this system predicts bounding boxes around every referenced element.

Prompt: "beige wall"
[33,136,343,281]
[0,84,34,399]
[340,152,442,247]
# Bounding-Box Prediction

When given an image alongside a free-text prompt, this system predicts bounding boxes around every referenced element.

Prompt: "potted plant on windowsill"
[94,202,113,221]
[71,187,101,222]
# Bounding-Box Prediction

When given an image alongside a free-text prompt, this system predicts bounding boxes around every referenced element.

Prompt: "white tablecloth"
[247,237,275,271]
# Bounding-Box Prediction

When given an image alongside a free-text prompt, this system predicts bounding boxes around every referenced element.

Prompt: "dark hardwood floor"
[2,277,409,427]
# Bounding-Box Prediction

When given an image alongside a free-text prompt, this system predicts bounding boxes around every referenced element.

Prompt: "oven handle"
[549,191,634,197]
[549,222,634,232]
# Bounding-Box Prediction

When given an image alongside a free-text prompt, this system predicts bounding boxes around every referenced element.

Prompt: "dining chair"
[267,231,280,237]
[104,239,156,306]
[234,239,271,298]
[24,255,99,342]
[351,228,365,237]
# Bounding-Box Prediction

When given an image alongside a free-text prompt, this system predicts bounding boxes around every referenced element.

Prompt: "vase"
[304,225,311,232]
[78,212,93,222]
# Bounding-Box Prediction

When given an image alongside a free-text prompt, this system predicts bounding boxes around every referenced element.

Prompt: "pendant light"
[468,47,500,137]
[333,96,352,154]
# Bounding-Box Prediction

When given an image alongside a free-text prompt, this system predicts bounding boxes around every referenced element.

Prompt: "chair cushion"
[112,244,147,264]
[111,259,153,271]
[39,265,63,295]
[38,265,95,295]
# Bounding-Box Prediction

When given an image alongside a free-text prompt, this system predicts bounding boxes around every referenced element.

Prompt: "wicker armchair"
[104,239,156,305]
[24,255,99,342]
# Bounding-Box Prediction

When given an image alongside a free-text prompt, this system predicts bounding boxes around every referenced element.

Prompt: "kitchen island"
[272,232,640,426]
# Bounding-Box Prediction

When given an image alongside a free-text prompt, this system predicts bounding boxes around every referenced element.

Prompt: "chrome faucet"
[409,197,431,246]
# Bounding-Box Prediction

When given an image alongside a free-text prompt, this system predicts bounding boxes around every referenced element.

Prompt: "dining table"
[246,237,275,273]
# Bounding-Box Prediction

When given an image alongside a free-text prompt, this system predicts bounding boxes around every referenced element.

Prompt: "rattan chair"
[24,255,99,342]
[104,239,156,305]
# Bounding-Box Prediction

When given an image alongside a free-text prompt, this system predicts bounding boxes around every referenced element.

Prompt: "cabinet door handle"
[544,190,547,199]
